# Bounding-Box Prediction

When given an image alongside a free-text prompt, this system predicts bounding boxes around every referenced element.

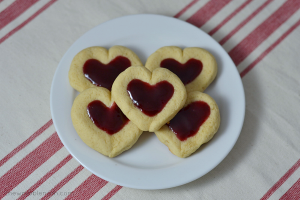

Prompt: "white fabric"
[0,0,300,199]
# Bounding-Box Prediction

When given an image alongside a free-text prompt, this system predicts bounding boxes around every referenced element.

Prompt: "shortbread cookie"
[71,87,143,157]
[112,66,187,132]
[155,91,220,158]
[145,46,217,92]
[69,46,142,92]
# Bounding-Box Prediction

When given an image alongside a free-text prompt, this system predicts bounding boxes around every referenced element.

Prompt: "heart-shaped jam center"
[87,100,129,135]
[160,58,203,85]
[83,56,131,90]
[127,79,174,117]
[168,101,210,141]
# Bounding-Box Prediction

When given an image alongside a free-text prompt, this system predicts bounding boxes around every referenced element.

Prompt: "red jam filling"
[168,101,210,141]
[87,101,129,135]
[127,79,174,117]
[160,58,203,85]
[83,56,131,90]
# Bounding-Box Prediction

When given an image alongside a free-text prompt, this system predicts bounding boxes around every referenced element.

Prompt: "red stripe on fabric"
[186,0,231,28]
[209,0,252,36]
[219,0,273,45]
[40,165,84,200]
[261,159,300,200]
[279,177,300,200]
[229,0,300,66]
[16,154,73,200]
[0,119,53,167]
[0,0,39,31]
[174,0,199,18]
[0,132,63,199]
[102,185,123,200]
[0,0,58,45]
[241,19,300,78]
[65,175,108,200]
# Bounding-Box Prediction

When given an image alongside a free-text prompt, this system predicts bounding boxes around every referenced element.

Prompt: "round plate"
[50,14,245,190]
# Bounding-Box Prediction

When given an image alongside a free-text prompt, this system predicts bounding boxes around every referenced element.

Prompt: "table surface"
[0,0,300,199]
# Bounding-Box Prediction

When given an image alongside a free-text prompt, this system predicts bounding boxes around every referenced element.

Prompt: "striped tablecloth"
[1,0,300,199]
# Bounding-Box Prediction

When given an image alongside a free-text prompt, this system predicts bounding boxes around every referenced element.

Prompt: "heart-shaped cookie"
[145,46,217,92]
[71,87,143,157]
[69,46,142,92]
[155,91,220,158]
[112,66,187,132]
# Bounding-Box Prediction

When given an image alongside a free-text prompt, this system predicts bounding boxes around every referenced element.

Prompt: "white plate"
[50,14,245,190]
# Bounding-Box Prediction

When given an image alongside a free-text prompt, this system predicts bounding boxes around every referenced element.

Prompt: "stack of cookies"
[69,46,220,158]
